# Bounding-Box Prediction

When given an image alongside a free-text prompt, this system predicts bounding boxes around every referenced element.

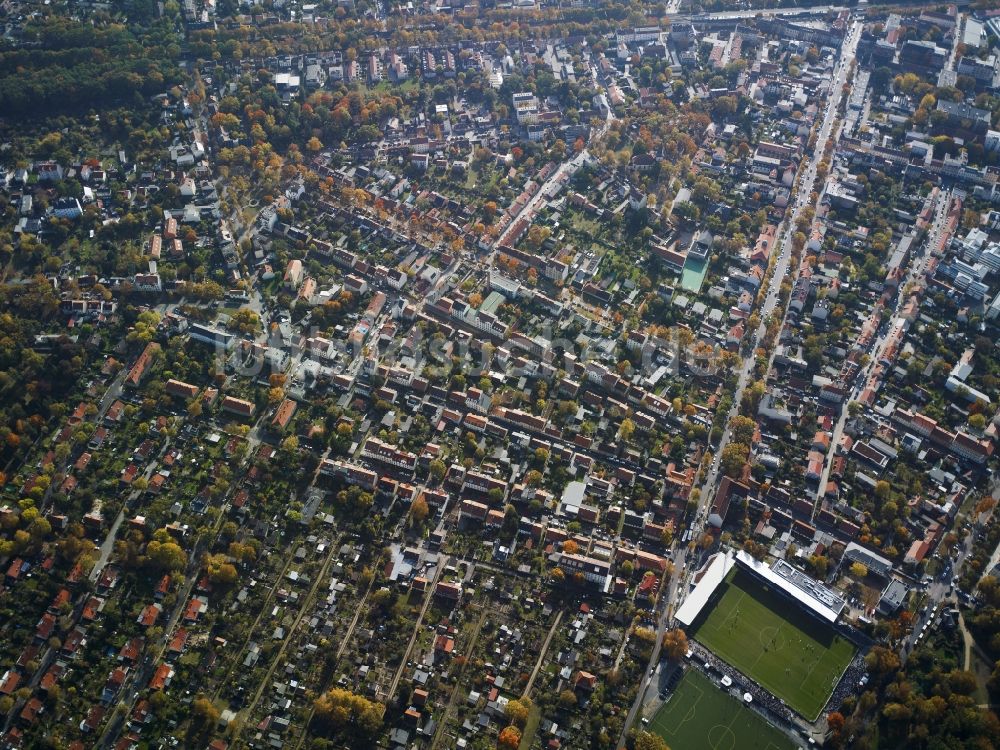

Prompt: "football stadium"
[675,550,858,720]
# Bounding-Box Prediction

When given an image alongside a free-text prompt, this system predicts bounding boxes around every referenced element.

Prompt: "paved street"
[617,19,863,744]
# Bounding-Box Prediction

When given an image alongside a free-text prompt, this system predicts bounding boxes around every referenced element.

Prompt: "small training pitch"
[648,669,798,750]
[688,568,856,720]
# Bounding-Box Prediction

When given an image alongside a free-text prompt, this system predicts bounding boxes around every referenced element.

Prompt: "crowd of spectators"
[677,639,870,737]
[824,653,868,711]
[687,640,797,726]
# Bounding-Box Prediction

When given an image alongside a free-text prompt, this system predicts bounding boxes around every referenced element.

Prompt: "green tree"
[145,540,187,572]
[720,442,749,478]
[205,553,238,585]
[730,415,756,445]
[428,459,446,482]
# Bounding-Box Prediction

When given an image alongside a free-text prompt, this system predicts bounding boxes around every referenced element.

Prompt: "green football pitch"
[688,568,856,720]
[648,669,798,750]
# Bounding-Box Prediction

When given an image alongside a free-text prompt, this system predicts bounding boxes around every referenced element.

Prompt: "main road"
[616,18,863,745]
[696,17,862,541]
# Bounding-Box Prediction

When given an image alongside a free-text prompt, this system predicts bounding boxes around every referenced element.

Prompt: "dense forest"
[0,9,184,117]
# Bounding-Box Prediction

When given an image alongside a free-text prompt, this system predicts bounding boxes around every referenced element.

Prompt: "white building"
[512,92,539,124]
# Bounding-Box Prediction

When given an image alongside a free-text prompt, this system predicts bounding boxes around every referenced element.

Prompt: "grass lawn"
[689,569,856,720]
[649,669,797,750]
[518,703,542,750]
[464,165,499,192]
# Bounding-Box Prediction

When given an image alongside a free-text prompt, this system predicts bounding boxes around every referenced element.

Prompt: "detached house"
[271,398,297,431]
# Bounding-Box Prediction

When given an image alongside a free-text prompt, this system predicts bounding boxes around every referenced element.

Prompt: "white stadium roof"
[675,550,736,627]
[735,550,846,623]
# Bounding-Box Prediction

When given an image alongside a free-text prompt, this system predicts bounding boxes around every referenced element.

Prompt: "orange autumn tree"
[662,628,688,661]
[498,725,521,749]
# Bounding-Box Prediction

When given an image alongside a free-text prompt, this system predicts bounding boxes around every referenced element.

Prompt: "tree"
[562,540,580,555]
[660,525,674,547]
[335,486,373,516]
[632,626,657,656]
[525,225,551,250]
[849,562,868,579]
[227,308,261,334]
[634,731,671,750]
[145,540,187,572]
[807,554,829,577]
[314,689,383,737]
[191,695,220,729]
[205,553,238,585]
[410,496,429,524]
[505,698,531,728]
[865,645,900,679]
[229,542,257,564]
[428,459,446,482]
[948,669,977,695]
[827,711,846,737]
[989,659,1000,695]
[742,380,765,413]
[619,418,636,442]
[720,442,749,478]
[558,689,577,708]
[978,575,1000,607]
[730,415,756,445]
[498,725,521,749]
[662,628,688,661]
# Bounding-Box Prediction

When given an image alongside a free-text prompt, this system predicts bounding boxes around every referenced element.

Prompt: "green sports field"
[688,568,856,720]
[648,669,798,750]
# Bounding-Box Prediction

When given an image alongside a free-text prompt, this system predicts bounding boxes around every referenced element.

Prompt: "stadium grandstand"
[738,551,847,624]
[674,548,847,628]
[675,550,736,627]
